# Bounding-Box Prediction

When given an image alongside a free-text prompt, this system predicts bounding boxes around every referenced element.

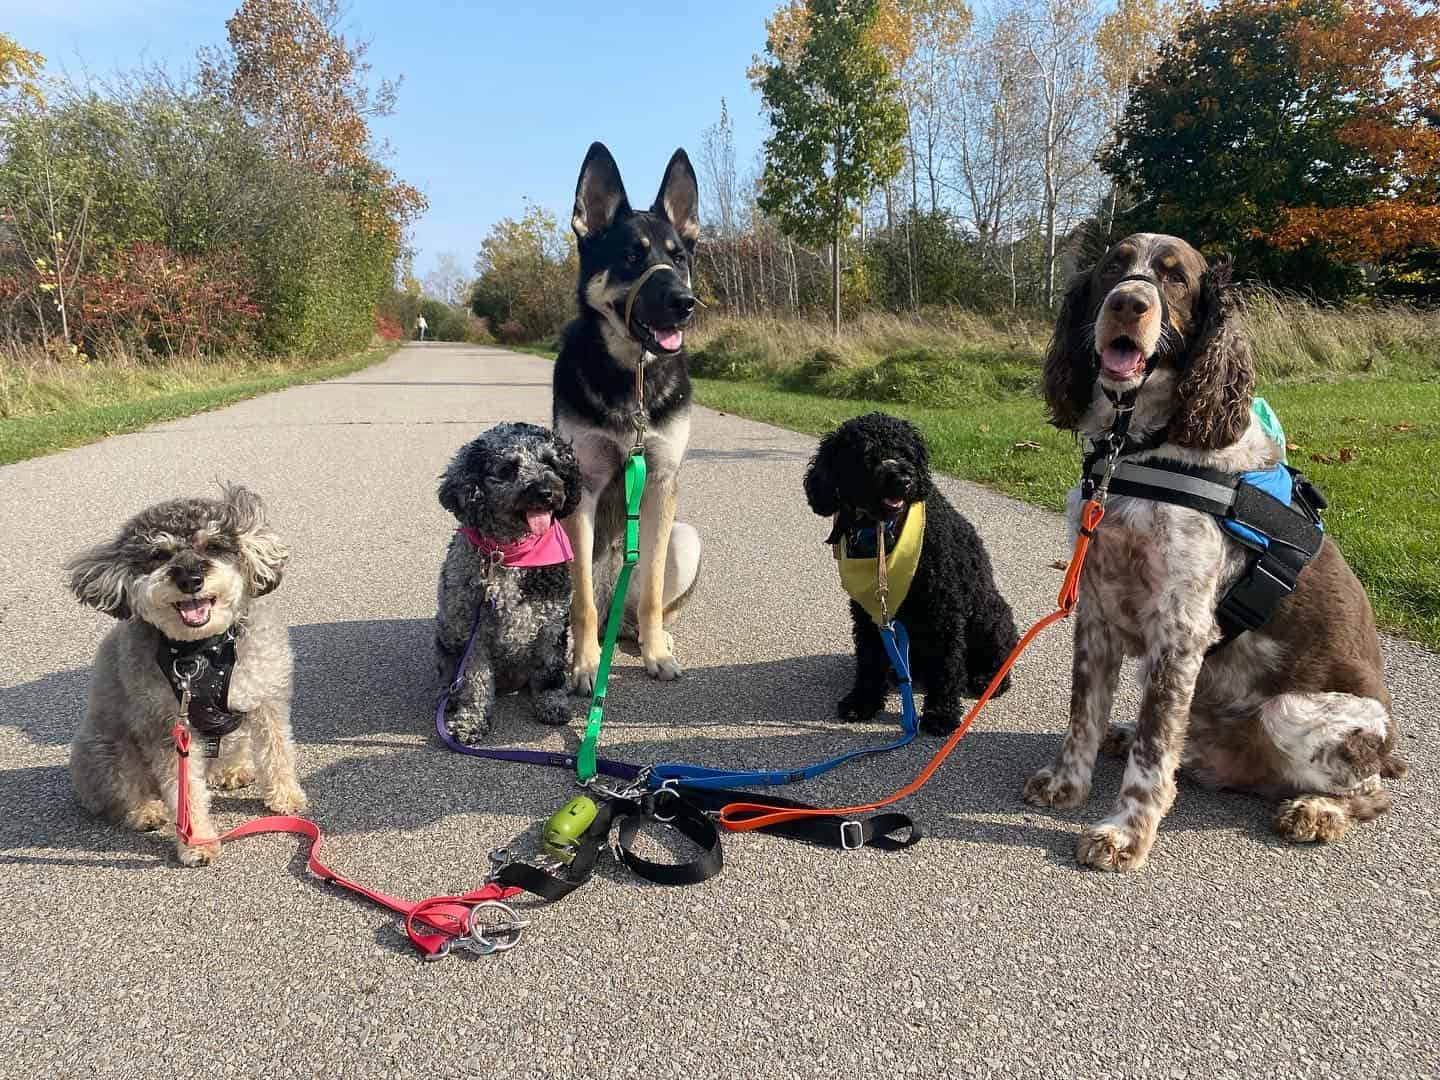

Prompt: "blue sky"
[3,0,777,278]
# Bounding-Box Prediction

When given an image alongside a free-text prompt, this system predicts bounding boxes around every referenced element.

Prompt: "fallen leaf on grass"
[978,423,991,433]
[1013,440,1042,451]
[1310,452,1336,464]
[1338,447,1356,462]
[1393,421,1414,432]
[1286,442,1301,452]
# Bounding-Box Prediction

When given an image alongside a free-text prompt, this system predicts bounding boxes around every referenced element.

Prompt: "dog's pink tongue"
[526,509,554,537]
[654,328,683,352]
[1101,343,1145,378]
[177,598,212,628]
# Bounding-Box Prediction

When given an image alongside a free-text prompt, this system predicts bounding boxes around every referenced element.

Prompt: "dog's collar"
[457,523,574,567]
[157,627,243,750]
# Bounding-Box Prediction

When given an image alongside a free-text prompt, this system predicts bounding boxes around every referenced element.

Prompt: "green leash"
[576,445,647,782]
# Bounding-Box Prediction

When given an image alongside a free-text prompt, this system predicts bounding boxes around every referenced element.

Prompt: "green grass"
[0,344,396,466]
[507,343,559,361]
[689,308,1440,651]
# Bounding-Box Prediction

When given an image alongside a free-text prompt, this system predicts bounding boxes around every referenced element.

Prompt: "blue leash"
[647,620,920,791]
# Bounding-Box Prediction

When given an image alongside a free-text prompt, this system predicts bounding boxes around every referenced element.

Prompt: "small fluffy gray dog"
[436,422,581,744]
[65,484,304,866]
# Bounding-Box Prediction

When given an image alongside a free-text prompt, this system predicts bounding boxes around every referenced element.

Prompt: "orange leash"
[716,497,1107,833]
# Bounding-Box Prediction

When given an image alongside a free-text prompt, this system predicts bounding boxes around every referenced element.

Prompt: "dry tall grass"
[0,342,361,420]
[689,292,1440,399]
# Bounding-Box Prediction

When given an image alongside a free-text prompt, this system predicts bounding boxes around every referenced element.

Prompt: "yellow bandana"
[834,501,926,626]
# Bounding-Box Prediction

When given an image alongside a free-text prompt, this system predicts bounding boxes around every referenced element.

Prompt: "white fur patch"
[1261,692,1390,792]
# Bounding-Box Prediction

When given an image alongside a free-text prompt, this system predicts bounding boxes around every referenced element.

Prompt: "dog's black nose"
[527,478,562,502]
[668,292,696,321]
[172,567,206,594]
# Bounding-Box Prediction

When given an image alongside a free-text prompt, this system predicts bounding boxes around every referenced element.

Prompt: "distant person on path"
[416,314,428,341]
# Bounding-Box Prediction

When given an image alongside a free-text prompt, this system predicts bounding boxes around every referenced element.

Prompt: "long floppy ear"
[652,148,699,247]
[438,444,486,523]
[804,436,840,519]
[1171,259,1254,450]
[898,419,932,501]
[222,484,289,597]
[553,435,582,520]
[572,141,630,240]
[1042,272,1097,431]
[65,538,133,620]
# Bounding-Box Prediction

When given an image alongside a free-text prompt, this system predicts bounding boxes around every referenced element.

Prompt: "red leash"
[172,724,522,958]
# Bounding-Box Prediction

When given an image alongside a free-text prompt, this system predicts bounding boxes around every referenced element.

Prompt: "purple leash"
[433,610,643,782]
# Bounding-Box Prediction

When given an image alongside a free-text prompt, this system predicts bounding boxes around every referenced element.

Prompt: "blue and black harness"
[1082,447,1328,650]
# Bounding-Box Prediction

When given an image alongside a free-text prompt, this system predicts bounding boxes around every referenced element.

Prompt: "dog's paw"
[533,691,572,727]
[444,713,492,747]
[837,693,883,723]
[1076,820,1153,872]
[570,640,601,695]
[967,671,1011,699]
[123,800,169,832]
[1023,766,1091,809]
[176,839,220,867]
[1100,723,1136,758]
[263,782,308,816]
[207,764,256,791]
[641,632,682,681]
[1273,795,1352,844]
[920,704,961,736]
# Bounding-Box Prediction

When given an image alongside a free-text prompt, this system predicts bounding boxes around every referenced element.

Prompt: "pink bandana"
[456,522,574,567]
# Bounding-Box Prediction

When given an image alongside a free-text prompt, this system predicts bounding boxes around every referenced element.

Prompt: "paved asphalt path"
[1,343,1435,1079]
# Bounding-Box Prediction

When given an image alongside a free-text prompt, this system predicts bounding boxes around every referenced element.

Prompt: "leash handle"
[577,447,647,782]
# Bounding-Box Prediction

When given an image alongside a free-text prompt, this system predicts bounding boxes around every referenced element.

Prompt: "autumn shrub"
[77,243,260,356]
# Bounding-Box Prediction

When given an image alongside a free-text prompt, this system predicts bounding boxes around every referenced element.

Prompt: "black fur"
[805,413,1020,735]
[553,141,697,435]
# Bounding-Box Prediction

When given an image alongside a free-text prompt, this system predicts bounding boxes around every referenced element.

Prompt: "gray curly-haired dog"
[436,422,582,744]
[65,484,305,867]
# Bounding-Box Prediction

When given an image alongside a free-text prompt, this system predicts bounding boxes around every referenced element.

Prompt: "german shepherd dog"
[554,142,703,692]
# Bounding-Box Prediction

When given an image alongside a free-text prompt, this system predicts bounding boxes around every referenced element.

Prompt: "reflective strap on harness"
[1085,456,1327,649]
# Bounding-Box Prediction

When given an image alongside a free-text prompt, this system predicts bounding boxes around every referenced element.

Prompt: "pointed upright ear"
[572,141,631,240]
[1042,272,1098,431]
[652,148,699,246]
[1172,258,1255,450]
[66,538,133,620]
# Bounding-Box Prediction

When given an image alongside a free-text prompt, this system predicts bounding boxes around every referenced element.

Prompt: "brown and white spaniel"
[1027,232,1406,871]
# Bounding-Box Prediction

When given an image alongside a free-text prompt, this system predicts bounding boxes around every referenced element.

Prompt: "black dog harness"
[159,629,244,755]
[1083,454,1327,651]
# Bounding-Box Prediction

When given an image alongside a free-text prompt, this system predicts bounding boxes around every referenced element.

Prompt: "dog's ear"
[553,436,583,521]
[1171,258,1254,450]
[804,435,840,518]
[572,141,631,240]
[901,420,933,501]
[1042,271,1097,431]
[221,484,289,597]
[438,445,485,522]
[65,538,133,620]
[652,148,699,248]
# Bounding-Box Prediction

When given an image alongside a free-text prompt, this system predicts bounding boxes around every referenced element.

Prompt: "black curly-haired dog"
[436,422,582,744]
[805,412,1019,734]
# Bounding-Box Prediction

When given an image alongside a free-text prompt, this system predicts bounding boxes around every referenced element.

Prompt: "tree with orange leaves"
[1267,0,1440,286]
[1104,0,1440,297]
